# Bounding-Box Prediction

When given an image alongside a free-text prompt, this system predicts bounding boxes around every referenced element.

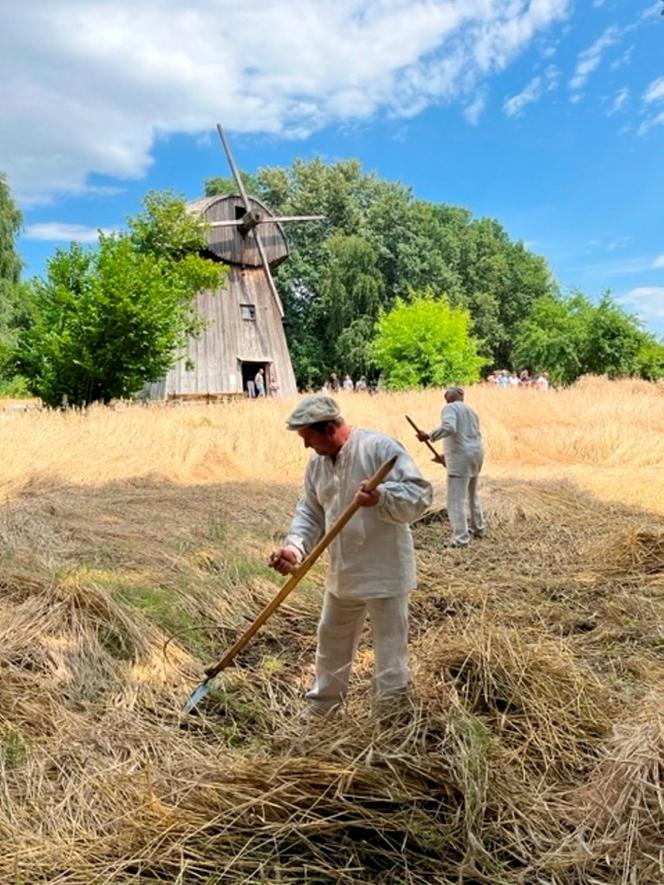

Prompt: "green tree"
[335,316,377,379]
[205,158,555,384]
[582,294,645,377]
[372,292,485,390]
[0,176,29,393]
[513,291,660,385]
[512,293,589,385]
[0,176,22,327]
[318,233,384,374]
[635,336,664,381]
[15,193,223,406]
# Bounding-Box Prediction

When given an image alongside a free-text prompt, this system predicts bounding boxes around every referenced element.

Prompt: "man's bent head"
[297,421,348,456]
[444,386,464,403]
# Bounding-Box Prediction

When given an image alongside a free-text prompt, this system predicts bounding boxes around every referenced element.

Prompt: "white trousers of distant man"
[305,592,409,713]
[447,474,485,546]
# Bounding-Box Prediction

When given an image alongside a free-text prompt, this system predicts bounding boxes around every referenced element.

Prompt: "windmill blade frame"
[216,123,286,317]
[208,215,325,228]
[216,124,251,211]
[252,228,285,316]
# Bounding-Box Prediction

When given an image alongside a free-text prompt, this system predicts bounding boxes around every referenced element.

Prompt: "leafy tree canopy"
[205,158,555,384]
[0,175,23,337]
[513,291,664,385]
[371,291,486,390]
[15,192,224,406]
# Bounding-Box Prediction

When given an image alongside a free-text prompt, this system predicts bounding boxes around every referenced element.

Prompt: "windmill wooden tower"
[147,124,323,401]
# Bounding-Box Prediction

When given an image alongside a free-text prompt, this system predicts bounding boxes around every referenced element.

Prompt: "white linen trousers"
[305,592,409,711]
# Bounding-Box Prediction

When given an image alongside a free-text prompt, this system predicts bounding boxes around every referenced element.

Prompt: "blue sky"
[2,0,663,336]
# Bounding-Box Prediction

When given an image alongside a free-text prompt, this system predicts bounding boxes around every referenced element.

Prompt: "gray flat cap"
[286,394,342,429]
[445,386,464,398]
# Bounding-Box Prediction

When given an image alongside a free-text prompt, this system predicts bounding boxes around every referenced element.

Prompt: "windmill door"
[240,360,271,398]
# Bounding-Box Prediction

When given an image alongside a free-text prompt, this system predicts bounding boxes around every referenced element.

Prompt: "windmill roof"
[186,195,228,215]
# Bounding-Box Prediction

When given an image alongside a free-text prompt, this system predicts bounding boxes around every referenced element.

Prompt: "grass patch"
[2,727,28,768]
[114,581,209,656]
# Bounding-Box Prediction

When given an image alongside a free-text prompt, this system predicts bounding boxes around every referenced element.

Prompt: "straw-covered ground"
[0,379,662,883]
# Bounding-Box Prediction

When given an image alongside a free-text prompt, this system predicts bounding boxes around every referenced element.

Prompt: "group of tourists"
[307,369,550,397]
[321,372,370,393]
[487,369,550,390]
[268,387,484,721]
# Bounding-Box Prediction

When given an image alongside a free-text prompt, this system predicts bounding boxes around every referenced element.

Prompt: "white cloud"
[607,236,631,251]
[569,25,621,95]
[586,237,632,253]
[643,77,664,104]
[618,287,664,324]
[638,110,664,136]
[463,92,486,126]
[607,87,629,116]
[582,255,656,276]
[0,0,571,203]
[641,2,662,20]
[23,222,118,242]
[504,77,543,116]
[610,45,634,70]
[636,77,664,135]
[503,65,559,117]
[638,77,664,135]
[653,255,664,269]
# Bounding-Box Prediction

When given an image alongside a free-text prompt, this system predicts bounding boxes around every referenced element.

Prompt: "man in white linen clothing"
[269,394,432,717]
[416,386,485,548]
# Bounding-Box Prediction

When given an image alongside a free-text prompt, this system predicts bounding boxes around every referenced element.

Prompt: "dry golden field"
[0,378,662,883]
[1,376,663,511]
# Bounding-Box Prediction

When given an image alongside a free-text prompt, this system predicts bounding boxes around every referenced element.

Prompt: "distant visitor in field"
[342,374,354,391]
[416,387,485,549]
[268,394,432,720]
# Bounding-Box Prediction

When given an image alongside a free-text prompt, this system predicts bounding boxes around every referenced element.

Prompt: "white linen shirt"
[430,401,484,477]
[285,428,432,599]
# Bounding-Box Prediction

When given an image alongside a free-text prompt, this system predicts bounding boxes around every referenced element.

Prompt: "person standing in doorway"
[415,387,485,549]
[255,368,266,397]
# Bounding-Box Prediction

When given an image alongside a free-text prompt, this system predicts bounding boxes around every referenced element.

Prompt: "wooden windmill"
[147,124,323,401]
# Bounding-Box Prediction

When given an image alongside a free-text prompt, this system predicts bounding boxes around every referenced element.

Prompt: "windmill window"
[240,303,256,321]
[235,205,245,220]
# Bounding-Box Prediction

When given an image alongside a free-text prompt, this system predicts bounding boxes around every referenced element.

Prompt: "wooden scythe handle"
[405,415,446,466]
[203,454,398,680]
